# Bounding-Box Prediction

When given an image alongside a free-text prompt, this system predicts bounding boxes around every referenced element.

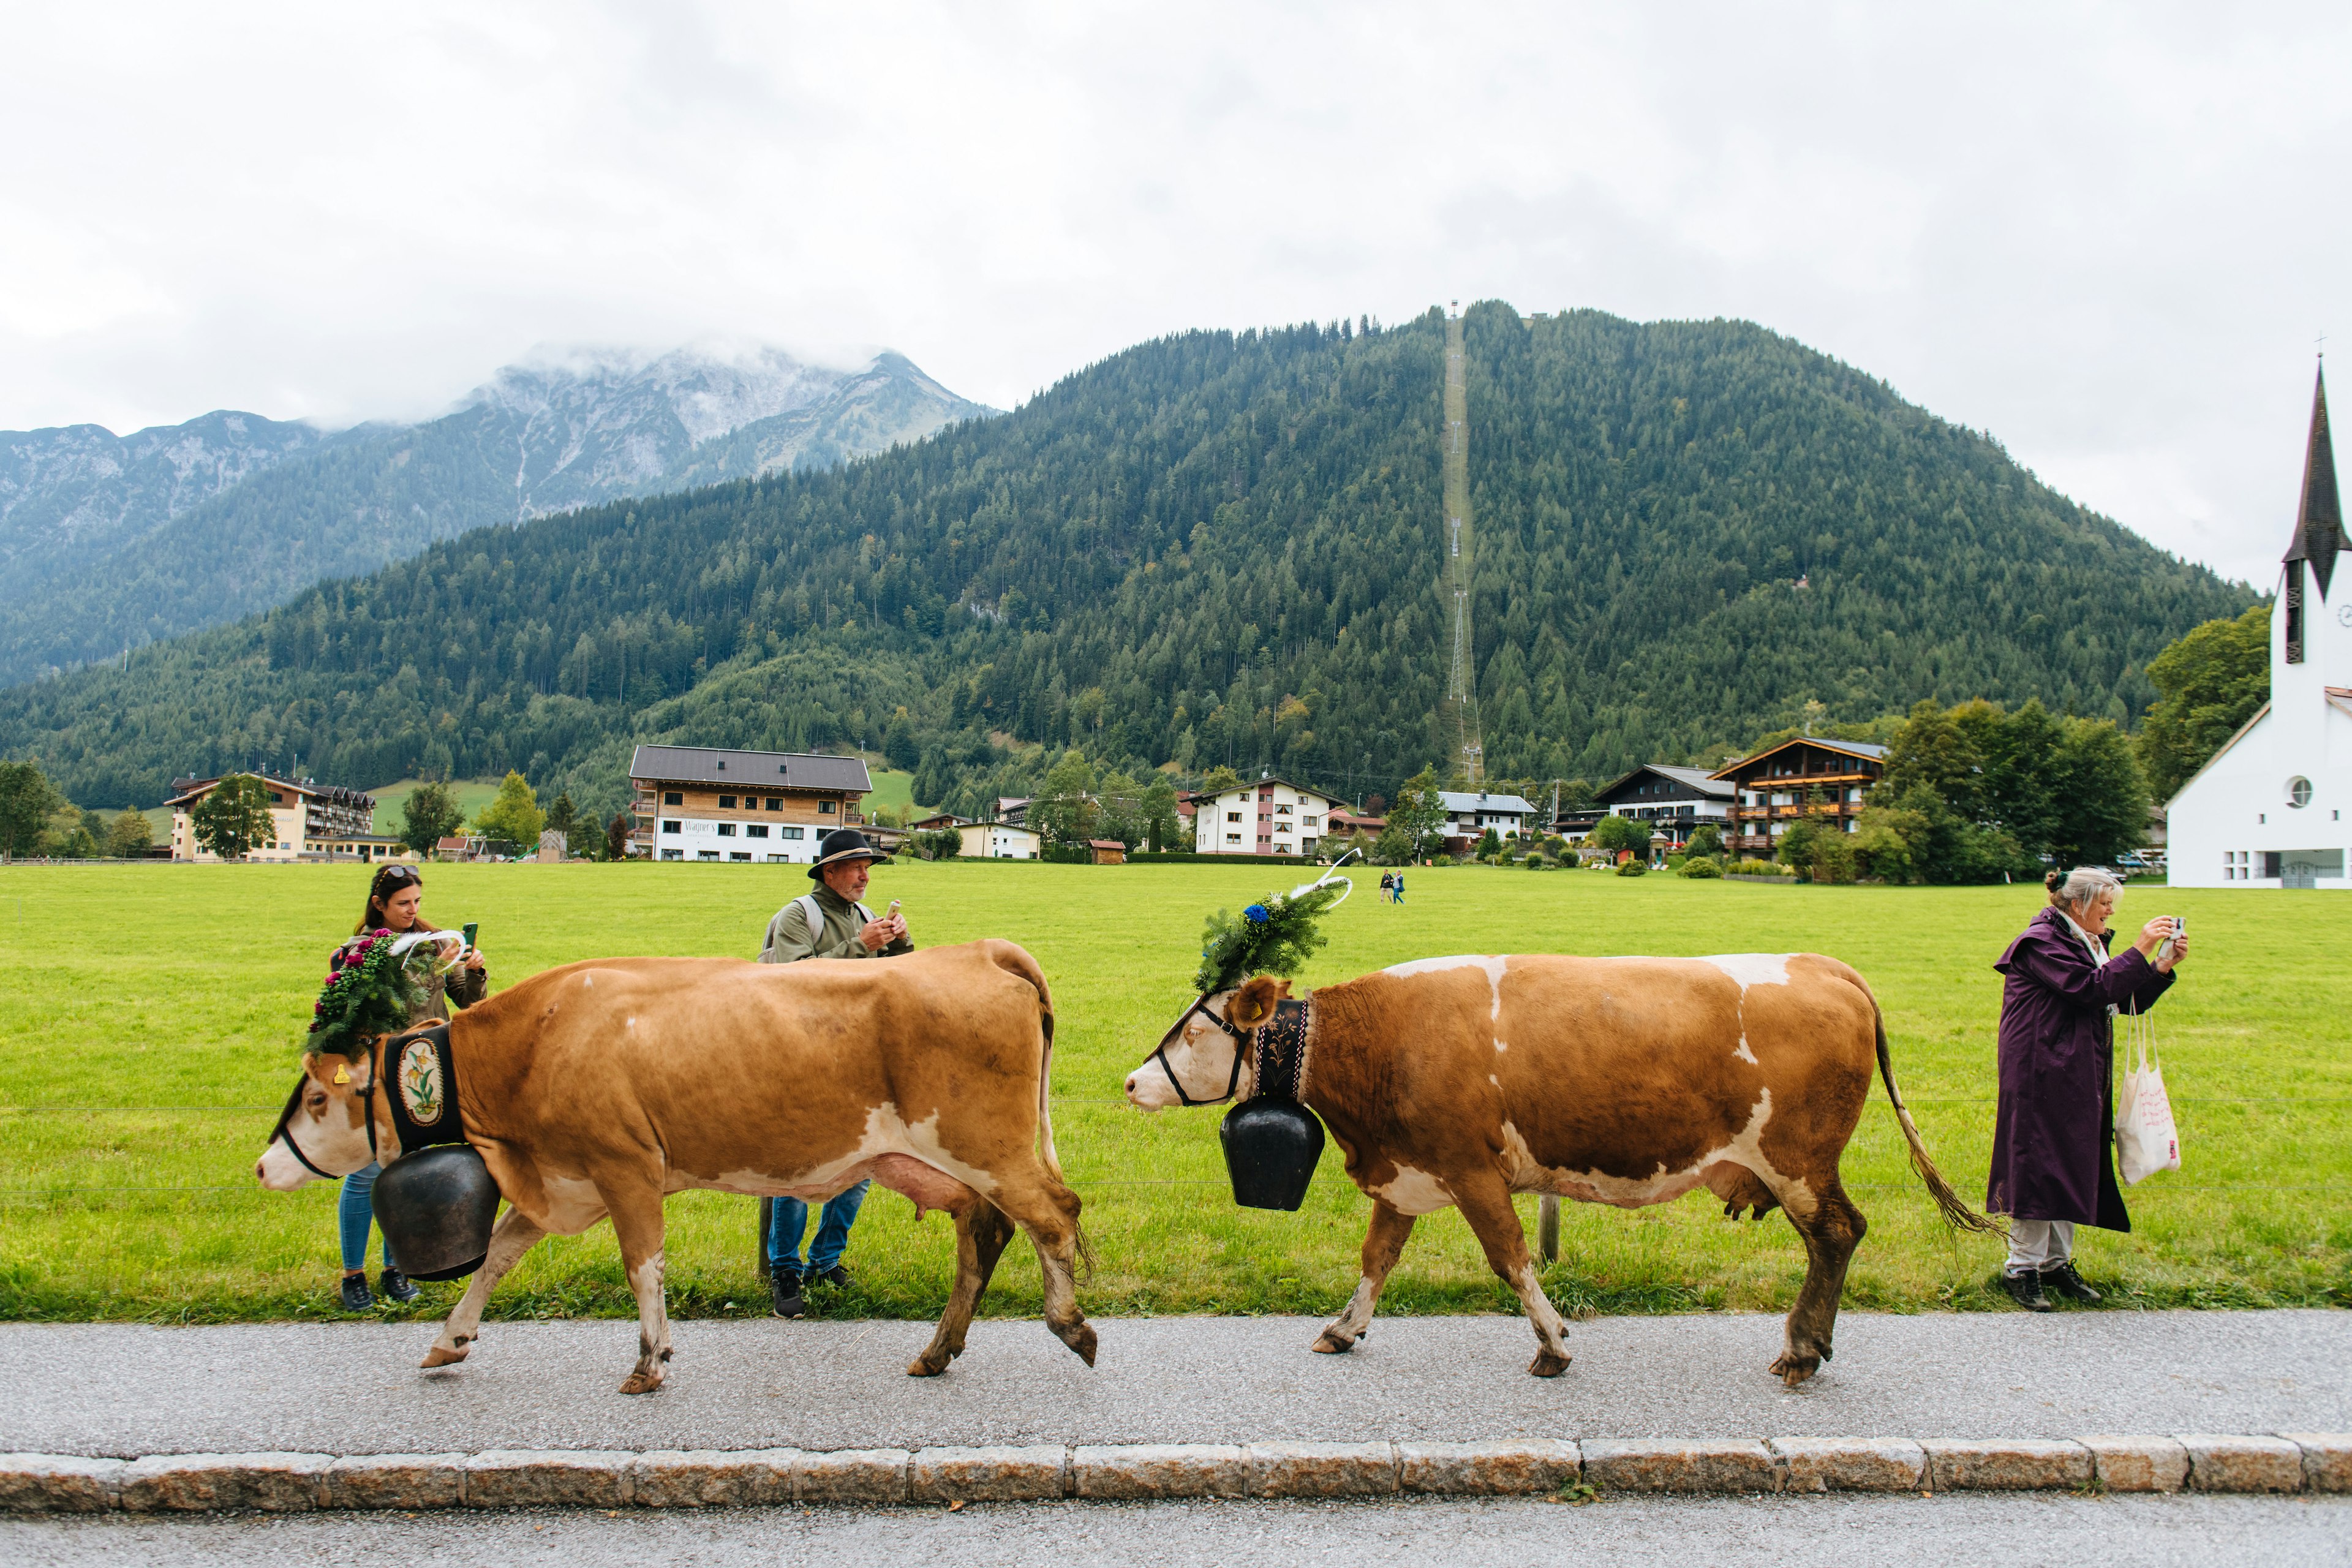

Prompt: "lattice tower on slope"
[1442,307,1484,788]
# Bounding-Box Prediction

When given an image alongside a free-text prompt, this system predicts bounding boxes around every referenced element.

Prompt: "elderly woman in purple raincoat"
[1988,866,2188,1311]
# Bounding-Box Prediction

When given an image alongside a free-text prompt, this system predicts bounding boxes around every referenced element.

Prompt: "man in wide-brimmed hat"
[758,827,912,962]
[752,827,913,1314]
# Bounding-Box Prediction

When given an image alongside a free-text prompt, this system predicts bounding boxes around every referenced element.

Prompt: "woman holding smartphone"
[326,862,489,1311]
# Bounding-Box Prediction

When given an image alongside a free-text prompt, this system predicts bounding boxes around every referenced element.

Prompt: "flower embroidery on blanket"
[399,1036,445,1126]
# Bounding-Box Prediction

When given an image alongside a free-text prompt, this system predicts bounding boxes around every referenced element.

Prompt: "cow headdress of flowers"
[1193,856,1357,996]
[307,929,434,1057]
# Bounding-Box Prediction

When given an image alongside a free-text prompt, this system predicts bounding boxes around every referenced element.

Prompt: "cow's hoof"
[617,1370,664,1395]
[1528,1348,1572,1378]
[907,1352,951,1377]
[1063,1322,1098,1368]
[1310,1329,1356,1355]
[420,1344,469,1369]
[1770,1352,1820,1387]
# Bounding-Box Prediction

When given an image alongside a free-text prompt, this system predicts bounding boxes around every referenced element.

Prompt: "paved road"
[8,1494,2351,1567]
[4,1310,2345,1457]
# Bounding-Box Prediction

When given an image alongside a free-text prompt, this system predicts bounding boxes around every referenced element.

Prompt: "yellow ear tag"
[333,1064,352,1085]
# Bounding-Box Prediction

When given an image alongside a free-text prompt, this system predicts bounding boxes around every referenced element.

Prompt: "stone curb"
[1,1435,2345,1511]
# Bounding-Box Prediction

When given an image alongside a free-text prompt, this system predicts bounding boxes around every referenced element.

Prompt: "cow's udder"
[870,1152,980,1218]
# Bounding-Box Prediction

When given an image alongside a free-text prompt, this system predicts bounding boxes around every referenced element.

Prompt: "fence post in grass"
[1538,1194,1559,1264]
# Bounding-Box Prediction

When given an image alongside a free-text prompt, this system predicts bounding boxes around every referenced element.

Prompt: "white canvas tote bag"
[2115,1009,2181,1186]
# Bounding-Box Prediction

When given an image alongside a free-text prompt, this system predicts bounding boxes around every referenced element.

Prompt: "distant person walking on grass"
[327,864,488,1312]
[1987,867,2186,1312]
[1380,870,1393,902]
[1392,869,1405,905]
[753,828,911,1318]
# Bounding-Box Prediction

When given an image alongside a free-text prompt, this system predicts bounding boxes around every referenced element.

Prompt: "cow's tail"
[1871,994,2003,1235]
[994,940,1096,1278]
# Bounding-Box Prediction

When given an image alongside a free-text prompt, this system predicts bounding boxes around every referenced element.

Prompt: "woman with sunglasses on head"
[327,862,489,1310]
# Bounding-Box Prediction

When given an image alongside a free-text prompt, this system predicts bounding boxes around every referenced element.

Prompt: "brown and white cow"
[258,940,1093,1392]
[1125,952,1991,1383]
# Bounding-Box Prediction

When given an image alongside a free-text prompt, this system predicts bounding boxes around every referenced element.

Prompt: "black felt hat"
[809,827,888,880]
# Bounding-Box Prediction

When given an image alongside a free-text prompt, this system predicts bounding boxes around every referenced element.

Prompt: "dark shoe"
[379,1267,420,1305]
[2040,1262,2102,1304]
[2001,1270,2052,1312]
[769,1268,805,1319]
[812,1264,853,1291]
[338,1274,374,1312]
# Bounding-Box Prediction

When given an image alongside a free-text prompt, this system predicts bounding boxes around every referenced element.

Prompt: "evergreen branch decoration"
[307,928,429,1057]
[1194,872,1349,995]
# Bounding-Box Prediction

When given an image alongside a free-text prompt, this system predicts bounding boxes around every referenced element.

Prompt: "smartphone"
[462,922,479,953]
[886,900,902,920]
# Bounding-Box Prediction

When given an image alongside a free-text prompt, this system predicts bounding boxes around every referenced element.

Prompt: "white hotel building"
[628,745,874,862]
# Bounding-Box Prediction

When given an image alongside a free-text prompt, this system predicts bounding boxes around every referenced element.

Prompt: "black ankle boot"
[769,1267,805,1319]
[2040,1262,2101,1303]
[2001,1270,2052,1312]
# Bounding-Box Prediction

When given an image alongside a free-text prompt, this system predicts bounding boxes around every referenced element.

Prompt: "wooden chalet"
[1710,738,1888,855]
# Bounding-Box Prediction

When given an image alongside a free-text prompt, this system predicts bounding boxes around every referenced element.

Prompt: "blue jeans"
[339,1163,391,1272]
[765,1183,870,1275]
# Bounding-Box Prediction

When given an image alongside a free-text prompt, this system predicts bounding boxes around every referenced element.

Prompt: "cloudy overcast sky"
[4,2,2343,586]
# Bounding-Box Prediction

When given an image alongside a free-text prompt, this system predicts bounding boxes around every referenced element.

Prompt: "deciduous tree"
[191,774,275,860]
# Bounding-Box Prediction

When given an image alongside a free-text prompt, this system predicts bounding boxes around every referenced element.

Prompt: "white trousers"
[2005,1218,2075,1275]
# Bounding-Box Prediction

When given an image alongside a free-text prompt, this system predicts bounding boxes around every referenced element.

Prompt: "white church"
[2166,371,2352,889]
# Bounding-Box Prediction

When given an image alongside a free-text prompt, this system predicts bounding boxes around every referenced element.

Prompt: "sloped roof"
[628,745,872,793]
[2284,366,2349,596]
[1596,764,1738,802]
[1438,791,1538,813]
[1708,737,1887,780]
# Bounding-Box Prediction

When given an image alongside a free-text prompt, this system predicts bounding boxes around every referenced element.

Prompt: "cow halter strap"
[1151,993,1256,1107]
[271,1035,383,1179]
[1150,993,1315,1107]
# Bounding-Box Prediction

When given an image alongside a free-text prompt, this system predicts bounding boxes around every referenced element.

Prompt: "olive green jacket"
[758,883,913,963]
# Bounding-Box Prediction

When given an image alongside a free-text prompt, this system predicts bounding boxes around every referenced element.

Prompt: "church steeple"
[2284,365,2347,597]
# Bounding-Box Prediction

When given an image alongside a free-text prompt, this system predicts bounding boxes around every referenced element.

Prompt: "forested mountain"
[0,346,991,685]
[0,303,2256,822]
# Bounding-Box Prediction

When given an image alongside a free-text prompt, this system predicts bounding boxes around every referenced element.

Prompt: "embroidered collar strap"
[383,1023,467,1155]
[1252,997,1316,1104]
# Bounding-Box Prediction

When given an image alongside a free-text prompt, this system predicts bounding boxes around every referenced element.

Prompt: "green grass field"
[0,861,2344,1327]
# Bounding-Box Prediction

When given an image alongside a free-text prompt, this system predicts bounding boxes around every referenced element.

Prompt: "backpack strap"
[795,892,873,952]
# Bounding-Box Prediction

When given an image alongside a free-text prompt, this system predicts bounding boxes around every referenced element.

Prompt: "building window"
[697,850,720,861]
[663,791,682,806]
[2287,776,2313,809]
[1275,803,1292,816]
[660,848,682,861]
[1227,833,1242,844]
[717,823,736,837]
[729,852,752,862]
[1227,812,1242,823]
[764,797,782,810]
[747,824,770,839]
[769,854,791,863]
[820,801,837,815]
[718,794,737,809]
[783,826,805,840]
[662,820,681,834]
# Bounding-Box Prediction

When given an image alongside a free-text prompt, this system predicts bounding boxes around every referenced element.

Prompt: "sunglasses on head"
[374,866,421,890]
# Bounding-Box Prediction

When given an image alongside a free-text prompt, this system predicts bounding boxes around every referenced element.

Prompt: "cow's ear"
[1227,974,1290,1030]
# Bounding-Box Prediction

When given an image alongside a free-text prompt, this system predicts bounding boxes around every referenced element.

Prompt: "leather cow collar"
[1150,992,1315,1108]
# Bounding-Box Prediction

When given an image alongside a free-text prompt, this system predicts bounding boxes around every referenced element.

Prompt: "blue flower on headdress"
[1244,903,1270,924]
